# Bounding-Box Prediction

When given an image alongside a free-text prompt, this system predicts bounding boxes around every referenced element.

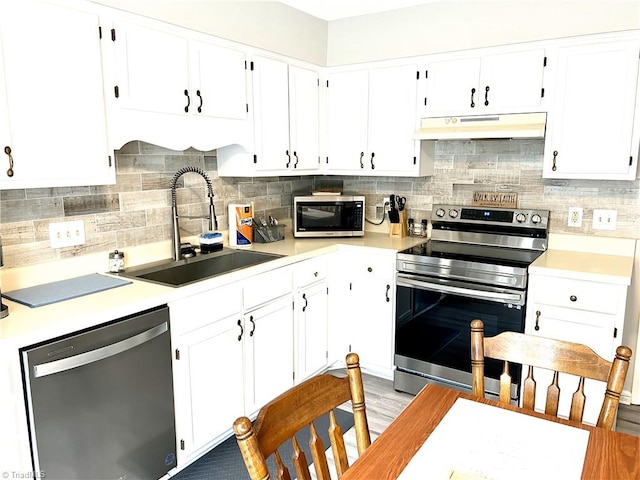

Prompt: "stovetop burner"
[399,240,545,269]
[397,204,550,290]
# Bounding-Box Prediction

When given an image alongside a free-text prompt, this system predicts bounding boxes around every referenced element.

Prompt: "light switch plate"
[593,209,617,231]
[49,221,86,248]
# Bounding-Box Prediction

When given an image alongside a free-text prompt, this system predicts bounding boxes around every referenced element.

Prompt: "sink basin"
[119,249,283,287]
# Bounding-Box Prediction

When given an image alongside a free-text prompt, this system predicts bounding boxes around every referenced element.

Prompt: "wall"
[2,138,639,269]
[327,1,640,65]
[89,0,328,65]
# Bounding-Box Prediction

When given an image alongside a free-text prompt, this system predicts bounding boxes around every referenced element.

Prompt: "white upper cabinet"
[217,56,321,176]
[326,64,433,176]
[420,48,547,117]
[0,0,114,190]
[543,37,640,180]
[106,15,250,151]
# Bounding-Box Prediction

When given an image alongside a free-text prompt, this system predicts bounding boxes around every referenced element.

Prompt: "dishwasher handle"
[33,322,168,378]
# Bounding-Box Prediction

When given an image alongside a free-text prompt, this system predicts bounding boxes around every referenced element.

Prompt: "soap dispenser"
[0,237,8,318]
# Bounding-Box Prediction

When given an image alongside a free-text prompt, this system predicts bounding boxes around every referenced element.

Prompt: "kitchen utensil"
[388,194,400,223]
[397,196,406,211]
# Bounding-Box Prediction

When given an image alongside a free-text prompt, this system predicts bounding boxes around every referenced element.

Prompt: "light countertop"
[529,249,634,285]
[0,232,425,347]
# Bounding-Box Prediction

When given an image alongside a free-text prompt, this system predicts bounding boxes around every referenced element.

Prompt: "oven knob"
[435,208,446,218]
[515,213,527,223]
[448,209,459,218]
[531,214,542,224]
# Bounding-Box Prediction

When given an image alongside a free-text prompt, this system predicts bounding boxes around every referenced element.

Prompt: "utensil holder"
[390,211,408,238]
[253,224,285,243]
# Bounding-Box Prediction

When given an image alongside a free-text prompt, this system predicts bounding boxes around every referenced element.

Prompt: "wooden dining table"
[341,383,640,480]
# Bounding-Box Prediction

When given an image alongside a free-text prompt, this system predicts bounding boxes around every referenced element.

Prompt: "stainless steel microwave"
[293,195,365,238]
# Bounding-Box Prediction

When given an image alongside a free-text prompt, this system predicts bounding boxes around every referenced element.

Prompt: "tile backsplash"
[0,139,638,268]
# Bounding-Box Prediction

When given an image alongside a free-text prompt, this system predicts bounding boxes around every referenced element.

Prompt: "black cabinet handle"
[294,151,299,168]
[237,319,243,341]
[552,151,558,171]
[184,89,190,113]
[534,310,541,331]
[249,315,256,336]
[569,295,577,302]
[385,284,390,302]
[286,150,291,168]
[370,152,375,169]
[196,90,203,113]
[359,152,364,169]
[302,293,308,312]
[4,145,14,177]
[484,86,490,106]
[470,87,476,108]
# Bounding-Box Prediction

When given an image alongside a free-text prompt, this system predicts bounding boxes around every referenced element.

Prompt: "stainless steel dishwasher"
[21,305,176,480]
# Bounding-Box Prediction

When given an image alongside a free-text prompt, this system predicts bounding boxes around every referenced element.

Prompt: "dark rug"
[171,409,355,479]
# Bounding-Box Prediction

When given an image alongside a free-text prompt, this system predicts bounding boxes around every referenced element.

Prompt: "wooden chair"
[470,319,632,430]
[233,353,371,480]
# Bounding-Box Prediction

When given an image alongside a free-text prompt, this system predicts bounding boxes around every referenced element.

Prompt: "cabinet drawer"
[243,267,293,310]
[293,257,328,288]
[170,282,242,336]
[531,277,622,314]
[340,249,395,278]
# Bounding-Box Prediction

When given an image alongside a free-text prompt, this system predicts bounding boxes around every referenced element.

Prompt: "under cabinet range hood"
[413,112,547,140]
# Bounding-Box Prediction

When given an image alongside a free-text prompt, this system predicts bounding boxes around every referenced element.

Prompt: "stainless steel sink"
[118,248,282,287]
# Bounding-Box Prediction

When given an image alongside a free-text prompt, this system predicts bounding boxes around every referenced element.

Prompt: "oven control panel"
[433,204,550,228]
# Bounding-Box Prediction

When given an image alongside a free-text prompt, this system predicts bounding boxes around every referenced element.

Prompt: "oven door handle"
[396,273,524,305]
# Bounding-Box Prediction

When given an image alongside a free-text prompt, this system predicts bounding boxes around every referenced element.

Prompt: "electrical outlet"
[382,197,390,209]
[567,207,583,227]
[592,209,617,231]
[49,221,86,248]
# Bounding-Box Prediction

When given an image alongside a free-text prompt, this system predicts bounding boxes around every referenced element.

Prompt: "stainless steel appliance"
[293,194,365,238]
[394,204,550,401]
[21,305,176,480]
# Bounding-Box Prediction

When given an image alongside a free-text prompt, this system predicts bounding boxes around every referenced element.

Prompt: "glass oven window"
[395,285,524,384]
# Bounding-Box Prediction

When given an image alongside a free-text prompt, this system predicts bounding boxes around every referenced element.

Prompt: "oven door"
[394,273,525,400]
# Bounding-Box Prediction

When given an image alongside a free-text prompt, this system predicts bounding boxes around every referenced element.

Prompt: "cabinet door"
[368,64,419,174]
[423,57,481,115]
[244,296,294,414]
[0,0,113,189]
[525,305,616,425]
[289,65,320,172]
[251,56,291,173]
[326,70,369,173]
[351,275,395,375]
[173,315,244,461]
[296,281,328,382]
[479,49,546,112]
[113,19,190,115]
[423,49,545,116]
[544,40,640,179]
[190,40,247,120]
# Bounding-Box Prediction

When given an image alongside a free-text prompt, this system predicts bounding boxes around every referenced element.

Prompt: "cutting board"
[2,273,132,308]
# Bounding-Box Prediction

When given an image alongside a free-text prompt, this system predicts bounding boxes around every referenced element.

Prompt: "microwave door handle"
[396,274,523,305]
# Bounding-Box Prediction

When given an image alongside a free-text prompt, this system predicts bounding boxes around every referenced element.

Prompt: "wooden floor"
[351,373,640,438]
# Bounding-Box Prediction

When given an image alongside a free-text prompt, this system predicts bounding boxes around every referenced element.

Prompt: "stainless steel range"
[394,204,550,401]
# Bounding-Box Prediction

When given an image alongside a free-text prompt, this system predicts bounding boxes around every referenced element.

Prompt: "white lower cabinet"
[243,295,294,414]
[294,256,329,383]
[169,283,244,463]
[169,265,294,465]
[328,248,396,378]
[525,273,629,425]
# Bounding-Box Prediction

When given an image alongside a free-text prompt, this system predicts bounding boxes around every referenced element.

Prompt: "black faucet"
[170,167,218,261]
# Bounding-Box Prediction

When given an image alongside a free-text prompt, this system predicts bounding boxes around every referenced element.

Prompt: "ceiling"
[278,0,440,21]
